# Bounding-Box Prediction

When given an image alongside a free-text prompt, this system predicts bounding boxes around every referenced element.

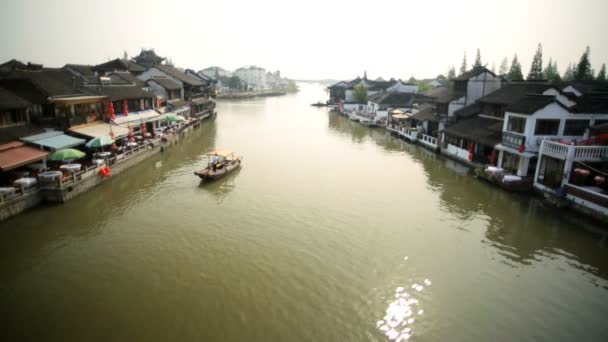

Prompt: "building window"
[534,119,560,135]
[507,116,526,134]
[563,119,590,136]
[593,119,608,126]
[0,110,27,126]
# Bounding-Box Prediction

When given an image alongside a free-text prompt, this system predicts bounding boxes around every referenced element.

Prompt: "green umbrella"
[85,136,115,148]
[165,114,186,123]
[48,148,86,161]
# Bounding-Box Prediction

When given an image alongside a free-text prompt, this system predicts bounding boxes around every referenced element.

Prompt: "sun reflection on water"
[376,257,432,341]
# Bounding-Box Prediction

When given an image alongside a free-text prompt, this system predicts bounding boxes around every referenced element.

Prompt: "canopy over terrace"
[207,150,235,158]
[68,121,130,139]
[21,130,85,151]
[47,95,107,105]
[111,110,161,127]
[0,141,48,172]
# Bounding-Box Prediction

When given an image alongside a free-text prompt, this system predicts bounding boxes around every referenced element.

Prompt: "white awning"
[495,143,537,158]
[69,121,130,139]
[112,110,161,127]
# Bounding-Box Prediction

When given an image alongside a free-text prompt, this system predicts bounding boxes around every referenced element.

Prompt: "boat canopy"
[207,149,234,157]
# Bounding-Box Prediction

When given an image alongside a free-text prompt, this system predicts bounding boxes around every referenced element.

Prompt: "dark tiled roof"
[444,117,503,146]
[2,68,85,97]
[455,67,496,81]
[571,94,608,113]
[368,92,432,106]
[0,59,27,73]
[454,102,482,118]
[422,87,457,103]
[168,99,188,108]
[109,71,146,87]
[92,58,129,72]
[0,87,30,110]
[91,86,154,101]
[561,81,608,95]
[477,82,553,105]
[505,95,563,114]
[64,64,95,77]
[411,104,438,122]
[147,77,182,90]
[154,65,203,86]
[127,61,146,73]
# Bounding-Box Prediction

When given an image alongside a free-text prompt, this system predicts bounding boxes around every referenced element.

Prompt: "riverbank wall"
[0,118,208,222]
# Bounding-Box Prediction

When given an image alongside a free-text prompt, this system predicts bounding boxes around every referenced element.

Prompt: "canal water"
[1,83,607,341]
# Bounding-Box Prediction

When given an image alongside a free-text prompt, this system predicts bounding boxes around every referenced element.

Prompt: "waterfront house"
[0,64,107,130]
[367,92,431,124]
[448,67,502,114]
[146,77,183,105]
[0,87,38,143]
[137,64,205,102]
[92,58,147,76]
[534,138,608,222]
[184,69,216,98]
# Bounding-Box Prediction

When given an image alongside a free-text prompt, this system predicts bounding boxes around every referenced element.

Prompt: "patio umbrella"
[48,148,86,162]
[86,136,115,148]
[164,114,184,123]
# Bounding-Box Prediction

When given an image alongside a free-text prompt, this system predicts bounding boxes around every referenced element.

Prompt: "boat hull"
[194,159,242,181]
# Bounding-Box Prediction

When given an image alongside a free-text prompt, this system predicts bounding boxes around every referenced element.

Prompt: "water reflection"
[329,110,608,282]
[197,167,242,204]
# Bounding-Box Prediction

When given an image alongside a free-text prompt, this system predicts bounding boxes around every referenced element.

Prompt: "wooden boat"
[194,149,242,181]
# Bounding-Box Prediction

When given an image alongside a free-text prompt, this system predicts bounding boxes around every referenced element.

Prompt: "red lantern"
[107,101,116,121]
[156,97,162,108]
[468,143,474,161]
[518,144,525,153]
[489,149,497,164]
[123,99,129,116]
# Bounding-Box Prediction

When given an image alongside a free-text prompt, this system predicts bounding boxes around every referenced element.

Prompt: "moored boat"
[194,149,242,181]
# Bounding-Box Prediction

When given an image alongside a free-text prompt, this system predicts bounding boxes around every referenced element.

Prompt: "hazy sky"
[1,0,607,80]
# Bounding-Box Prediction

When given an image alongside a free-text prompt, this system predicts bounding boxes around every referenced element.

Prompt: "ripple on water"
[377,257,432,341]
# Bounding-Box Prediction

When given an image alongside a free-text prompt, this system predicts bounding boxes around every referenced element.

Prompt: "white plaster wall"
[465,72,502,105]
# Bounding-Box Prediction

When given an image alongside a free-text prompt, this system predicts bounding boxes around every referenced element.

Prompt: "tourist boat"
[194,150,242,181]
[310,102,326,107]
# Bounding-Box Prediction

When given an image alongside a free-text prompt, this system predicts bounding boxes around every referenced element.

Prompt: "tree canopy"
[597,64,607,82]
[472,49,482,68]
[459,52,467,75]
[508,55,524,81]
[574,46,594,81]
[447,66,456,80]
[527,43,543,81]
[543,58,561,84]
[353,84,368,103]
[499,57,509,75]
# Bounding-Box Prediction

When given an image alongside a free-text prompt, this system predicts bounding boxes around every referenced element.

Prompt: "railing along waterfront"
[502,131,525,149]
[0,185,39,204]
[573,145,608,161]
[541,141,569,159]
[419,133,437,147]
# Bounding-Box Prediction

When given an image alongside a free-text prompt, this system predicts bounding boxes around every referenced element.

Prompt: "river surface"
[1,83,608,341]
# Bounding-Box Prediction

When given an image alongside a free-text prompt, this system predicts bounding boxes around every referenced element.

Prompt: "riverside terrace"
[0,113,209,222]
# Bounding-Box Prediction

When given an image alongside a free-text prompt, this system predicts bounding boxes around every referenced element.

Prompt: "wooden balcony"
[502,131,525,149]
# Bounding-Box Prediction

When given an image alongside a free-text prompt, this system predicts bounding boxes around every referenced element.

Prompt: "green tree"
[597,63,607,82]
[574,46,593,81]
[508,54,524,81]
[459,52,467,75]
[407,76,417,84]
[527,43,543,81]
[418,81,433,92]
[499,57,509,75]
[563,63,575,82]
[353,84,368,103]
[543,58,561,83]
[472,48,482,68]
[447,66,456,80]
